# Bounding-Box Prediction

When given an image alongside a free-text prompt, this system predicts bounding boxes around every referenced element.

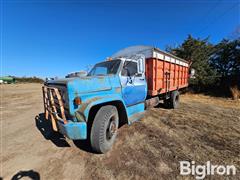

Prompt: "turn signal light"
[74,96,82,105]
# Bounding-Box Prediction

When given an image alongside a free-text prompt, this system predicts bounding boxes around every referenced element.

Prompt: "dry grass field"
[1,83,240,180]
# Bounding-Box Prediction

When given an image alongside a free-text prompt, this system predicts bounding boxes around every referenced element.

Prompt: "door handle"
[139,78,145,81]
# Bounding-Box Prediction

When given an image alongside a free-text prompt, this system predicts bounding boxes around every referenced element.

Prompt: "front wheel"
[90,105,119,153]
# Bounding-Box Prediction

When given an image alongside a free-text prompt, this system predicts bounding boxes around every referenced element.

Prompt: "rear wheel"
[90,105,119,153]
[164,90,180,109]
[170,90,180,109]
[163,98,170,108]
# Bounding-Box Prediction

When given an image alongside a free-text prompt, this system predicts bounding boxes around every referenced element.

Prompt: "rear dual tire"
[90,105,119,153]
[164,90,180,109]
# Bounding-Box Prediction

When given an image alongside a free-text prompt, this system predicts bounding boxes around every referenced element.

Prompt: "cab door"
[120,60,147,106]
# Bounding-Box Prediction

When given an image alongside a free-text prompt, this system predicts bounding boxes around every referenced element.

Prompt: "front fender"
[74,94,126,122]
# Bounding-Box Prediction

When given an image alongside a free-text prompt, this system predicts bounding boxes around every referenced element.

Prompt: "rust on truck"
[75,96,102,122]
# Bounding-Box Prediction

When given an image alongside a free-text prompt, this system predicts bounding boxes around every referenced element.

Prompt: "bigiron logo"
[180,161,237,179]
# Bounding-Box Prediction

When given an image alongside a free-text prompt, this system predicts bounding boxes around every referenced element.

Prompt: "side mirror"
[137,56,145,74]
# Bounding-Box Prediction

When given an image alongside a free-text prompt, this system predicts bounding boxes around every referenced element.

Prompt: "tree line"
[167,35,240,99]
[14,76,44,83]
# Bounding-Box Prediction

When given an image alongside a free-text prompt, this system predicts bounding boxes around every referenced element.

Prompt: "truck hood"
[47,76,112,94]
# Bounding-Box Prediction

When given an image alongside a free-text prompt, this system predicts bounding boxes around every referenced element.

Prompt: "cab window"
[88,60,121,76]
[121,61,138,76]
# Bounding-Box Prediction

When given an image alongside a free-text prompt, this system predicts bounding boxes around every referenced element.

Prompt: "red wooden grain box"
[145,49,190,96]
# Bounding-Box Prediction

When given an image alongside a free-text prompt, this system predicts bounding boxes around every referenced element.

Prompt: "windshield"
[87,60,121,76]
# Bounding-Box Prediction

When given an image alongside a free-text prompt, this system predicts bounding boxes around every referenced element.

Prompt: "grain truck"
[43,45,191,153]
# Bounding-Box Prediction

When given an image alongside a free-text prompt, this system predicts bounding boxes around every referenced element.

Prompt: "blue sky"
[1,0,239,78]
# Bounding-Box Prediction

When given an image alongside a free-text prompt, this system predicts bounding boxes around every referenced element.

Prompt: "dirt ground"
[1,83,240,180]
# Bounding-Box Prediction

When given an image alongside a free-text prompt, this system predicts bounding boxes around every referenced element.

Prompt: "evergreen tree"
[210,39,240,77]
[167,35,217,91]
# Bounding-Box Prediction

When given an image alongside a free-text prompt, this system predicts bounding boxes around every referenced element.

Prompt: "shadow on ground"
[73,140,94,153]
[155,102,166,108]
[11,170,40,180]
[35,113,70,147]
[35,113,96,153]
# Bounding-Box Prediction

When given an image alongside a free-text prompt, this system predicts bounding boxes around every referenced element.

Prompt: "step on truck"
[42,45,191,153]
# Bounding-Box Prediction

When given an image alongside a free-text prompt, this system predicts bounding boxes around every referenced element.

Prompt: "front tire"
[90,105,119,153]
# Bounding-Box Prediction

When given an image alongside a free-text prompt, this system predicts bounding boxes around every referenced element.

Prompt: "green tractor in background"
[0,76,16,84]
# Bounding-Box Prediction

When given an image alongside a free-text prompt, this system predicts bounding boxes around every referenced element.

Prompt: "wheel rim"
[106,116,117,140]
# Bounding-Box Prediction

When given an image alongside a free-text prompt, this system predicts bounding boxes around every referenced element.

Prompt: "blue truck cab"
[43,55,147,153]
